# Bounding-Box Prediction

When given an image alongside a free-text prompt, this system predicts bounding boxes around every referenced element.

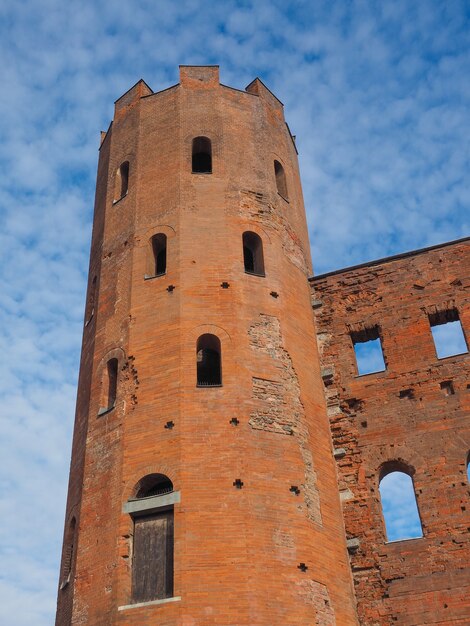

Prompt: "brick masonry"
[55,66,358,625]
[312,239,470,625]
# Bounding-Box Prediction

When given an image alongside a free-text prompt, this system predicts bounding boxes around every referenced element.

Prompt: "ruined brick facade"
[312,239,470,625]
[56,66,469,625]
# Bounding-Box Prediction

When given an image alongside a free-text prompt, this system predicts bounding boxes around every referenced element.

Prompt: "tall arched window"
[466,451,470,483]
[147,233,167,277]
[131,474,174,603]
[243,231,265,276]
[192,137,212,173]
[113,161,129,202]
[60,517,76,589]
[99,358,118,414]
[379,465,423,542]
[197,334,221,386]
[274,160,288,199]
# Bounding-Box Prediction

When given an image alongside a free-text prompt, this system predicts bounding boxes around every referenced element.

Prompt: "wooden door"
[132,510,174,603]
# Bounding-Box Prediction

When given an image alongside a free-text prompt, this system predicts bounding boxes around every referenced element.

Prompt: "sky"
[0,1,469,623]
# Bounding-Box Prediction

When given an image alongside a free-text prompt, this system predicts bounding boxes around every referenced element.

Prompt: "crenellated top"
[103,66,289,141]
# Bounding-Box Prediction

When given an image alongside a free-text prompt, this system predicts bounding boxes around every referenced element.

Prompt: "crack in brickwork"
[121,355,139,409]
[248,314,322,525]
[240,190,308,273]
[296,579,336,625]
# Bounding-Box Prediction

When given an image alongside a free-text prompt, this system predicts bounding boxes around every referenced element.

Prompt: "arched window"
[147,234,167,277]
[60,517,76,589]
[466,451,470,483]
[243,231,265,276]
[192,137,212,173]
[379,466,423,542]
[131,474,174,603]
[274,160,288,199]
[197,334,221,386]
[99,358,118,414]
[113,161,129,202]
[135,474,174,498]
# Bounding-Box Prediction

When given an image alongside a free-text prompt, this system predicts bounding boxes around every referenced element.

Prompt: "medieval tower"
[55,66,359,624]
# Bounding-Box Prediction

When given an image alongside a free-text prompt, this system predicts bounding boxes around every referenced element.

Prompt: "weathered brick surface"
[56,67,358,625]
[312,240,470,625]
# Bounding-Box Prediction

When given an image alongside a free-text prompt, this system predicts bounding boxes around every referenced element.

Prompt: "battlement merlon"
[179,64,220,87]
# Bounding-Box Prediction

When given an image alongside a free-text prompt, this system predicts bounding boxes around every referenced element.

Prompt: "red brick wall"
[56,67,358,625]
[312,240,470,625]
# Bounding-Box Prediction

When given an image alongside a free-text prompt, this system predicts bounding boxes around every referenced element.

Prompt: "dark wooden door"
[132,510,174,603]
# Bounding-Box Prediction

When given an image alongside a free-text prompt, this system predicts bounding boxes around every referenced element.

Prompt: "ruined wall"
[312,239,470,625]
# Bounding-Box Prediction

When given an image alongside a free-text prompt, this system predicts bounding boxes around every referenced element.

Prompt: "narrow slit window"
[85,276,97,325]
[192,137,212,173]
[99,358,118,414]
[243,231,265,276]
[197,334,221,387]
[274,160,288,199]
[131,475,174,604]
[114,161,129,202]
[428,308,468,359]
[60,517,76,589]
[351,326,386,376]
[379,469,423,542]
[147,234,167,277]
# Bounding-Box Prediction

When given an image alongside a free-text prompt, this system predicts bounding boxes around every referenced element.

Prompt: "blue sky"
[0,1,469,623]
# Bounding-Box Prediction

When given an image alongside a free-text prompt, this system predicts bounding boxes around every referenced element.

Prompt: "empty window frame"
[99,358,118,414]
[197,334,222,386]
[192,136,212,173]
[274,160,288,199]
[428,308,468,359]
[60,517,76,589]
[147,233,167,278]
[114,161,129,202]
[243,231,265,276]
[131,475,174,604]
[351,326,386,376]
[379,467,423,542]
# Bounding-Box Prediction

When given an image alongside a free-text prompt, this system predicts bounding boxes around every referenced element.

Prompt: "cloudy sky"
[0,1,468,623]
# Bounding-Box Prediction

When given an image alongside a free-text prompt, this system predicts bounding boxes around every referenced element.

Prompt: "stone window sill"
[118,596,181,611]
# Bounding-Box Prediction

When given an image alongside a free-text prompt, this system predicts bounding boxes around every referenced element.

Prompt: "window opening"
[428,308,468,359]
[114,161,129,202]
[60,517,76,589]
[197,334,222,386]
[192,136,212,173]
[274,160,288,199]
[135,474,174,499]
[99,358,118,414]
[379,468,423,541]
[351,326,386,376]
[148,234,167,277]
[243,231,265,276]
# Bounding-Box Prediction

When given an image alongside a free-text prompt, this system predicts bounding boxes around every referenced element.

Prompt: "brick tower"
[56,66,358,625]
